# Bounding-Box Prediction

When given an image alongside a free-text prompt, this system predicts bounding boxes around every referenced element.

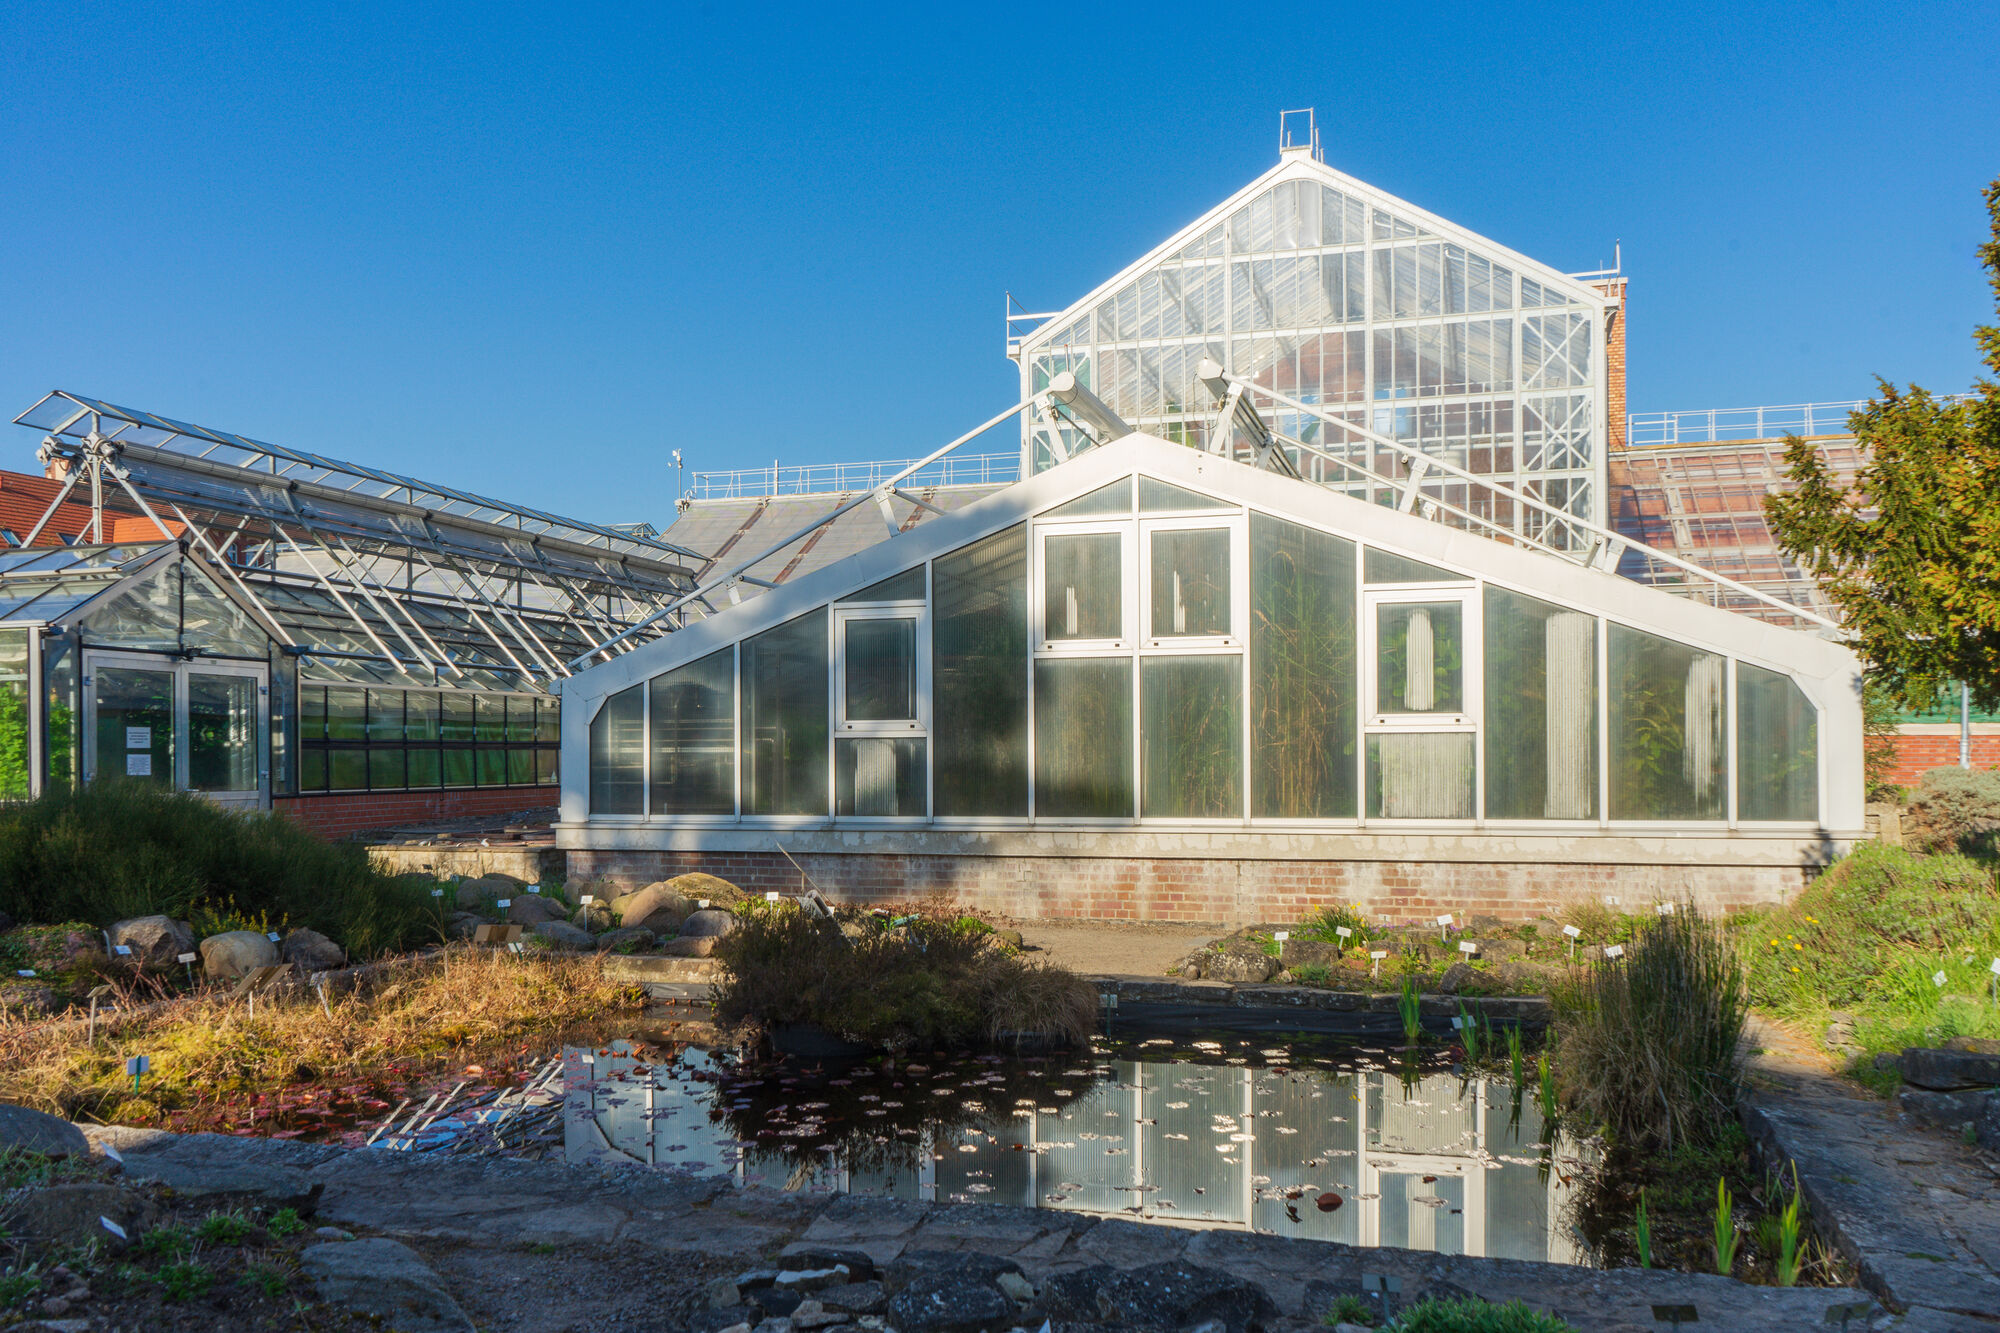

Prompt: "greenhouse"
[559,435,1863,921]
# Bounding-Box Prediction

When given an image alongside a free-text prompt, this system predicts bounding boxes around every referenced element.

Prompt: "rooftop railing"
[689,453,1021,500]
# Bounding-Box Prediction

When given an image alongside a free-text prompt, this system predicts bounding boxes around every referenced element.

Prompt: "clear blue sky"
[3,1,1994,529]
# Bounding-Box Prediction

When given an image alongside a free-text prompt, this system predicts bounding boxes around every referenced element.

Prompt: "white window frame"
[831,601,930,821]
[1032,519,1136,656]
[1138,514,1247,650]
[1360,585,1481,823]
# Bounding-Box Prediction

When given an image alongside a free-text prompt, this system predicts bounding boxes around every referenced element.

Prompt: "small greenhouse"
[559,435,1862,917]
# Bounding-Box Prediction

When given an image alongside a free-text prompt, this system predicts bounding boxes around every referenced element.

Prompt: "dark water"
[560,1010,1588,1265]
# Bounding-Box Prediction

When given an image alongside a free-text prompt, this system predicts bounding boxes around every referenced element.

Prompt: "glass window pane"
[588,684,645,814]
[442,747,475,787]
[1364,549,1461,583]
[536,747,558,785]
[508,748,534,784]
[1368,733,1475,818]
[369,748,406,790]
[329,748,367,791]
[1738,664,1817,822]
[477,746,508,788]
[1376,603,1464,714]
[188,673,259,793]
[298,746,328,792]
[1044,533,1122,641]
[79,561,182,651]
[365,689,403,743]
[300,686,327,744]
[536,697,561,743]
[94,666,175,785]
[1251,516,1358,818]
[1044,478,1131,518]
[407,747,441,788]
[649,647,735,815]
[178,565,269,658]
[405,691,441,742]
[1484,588,1597,819]
[844,618,916,721]
[1139,478,1231,512]
[326,687,367,741]
[1149,529,1230,638]
[1034,659,1132,818]
[441,693,476,741]
[506,697,536,743]
[838,567,925,603]
[741,609,829,816]
[835,737,926,816]
[1609,625,1725,820]
[933,526,1029,817]
[1142,656,1241,818]
[475,695,507,742]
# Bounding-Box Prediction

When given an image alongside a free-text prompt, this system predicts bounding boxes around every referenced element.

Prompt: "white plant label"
[126,1055,150,1076]
[1457,941,1478,954]
[1369,950,1388,961]
[177,952,197,964]
[267,932,281,942]
[1562,925,1581,938]
[113,945,131,956]
[1451,1017,1464,1029]
[496,899,511,909]
[100,1217,128,1240]
[1989,958,2000,975]
[699,899,711,908]
[1436,914,1454,926]
[1656,903,1674,915]
[431,888,444,897]
[1604,944,1625,959]
[1273,931,1290,942]
[1934,971,1948,987]
[765,892,780,902]
[1335,927,1352,939]
[580,895,595,905]
[527,886,541,894]
[15,969,33,978]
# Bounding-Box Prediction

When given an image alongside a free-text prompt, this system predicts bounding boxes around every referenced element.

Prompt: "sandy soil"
[1006,919,1222,979]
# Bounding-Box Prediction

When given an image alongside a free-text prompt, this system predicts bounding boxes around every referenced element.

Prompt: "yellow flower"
[1795,943,1804,950]
[1791,966,1801,973]
[1770,939,1780,946]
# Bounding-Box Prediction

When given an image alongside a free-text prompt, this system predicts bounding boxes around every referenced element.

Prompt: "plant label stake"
[1563,924,1582,959]
[1336,926,1352,941]
[177,952,197,986]
[765,892,781,902]
[312,974,332,1019]
[1457,941,1478,956]
[496,898,511,910]
[1369,950,1387,979]
[126,1054,150,1093]
[1650,1304,1698,1330]
[1436,913,1453,941]
[112,944,132,958]
[431,888,445,898]
[87,983,114,1045]
[527,886,541,894]
[1604,944,1625,960]
[1656,903,1674,916]
[99,1216,128,1242]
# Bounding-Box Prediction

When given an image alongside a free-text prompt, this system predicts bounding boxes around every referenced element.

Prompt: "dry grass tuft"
[0,948,638,1124]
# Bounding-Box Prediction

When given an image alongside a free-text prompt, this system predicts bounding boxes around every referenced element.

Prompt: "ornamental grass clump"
[713,902,1097,1051]
[1554,904,1745,1154]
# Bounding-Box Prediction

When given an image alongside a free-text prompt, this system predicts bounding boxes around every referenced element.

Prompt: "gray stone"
[781,1247,878,1281]
[789,1299,846,1329]
[884,1250,1024,1291]
[3,1183,158,1251]
[610,885,694,933]
[816,1281,887,1314]
[706,1276,743,1308]
[994,1270,1034,1303]
[572,902,614,933]
[995,928,1024,948]
[0,1104,89,1158]
[1200,951,1280,983]
[198,930,279,979]
[507,894,566,926]
[660,935,718,958]
[678,908,738,939]
[279,927,344,972]
[456,874,523,909]
[301,1237,474,1332]
[530,921,594,950]
[1097,1260,1278,1332]
[446,912,483,941]
[594,927,656,952]
[657,872,745,908]
[107,915,194,968]
[885,1274,1017,1332]
[1437,961,1479,994]
[1899,1047,2000,1090]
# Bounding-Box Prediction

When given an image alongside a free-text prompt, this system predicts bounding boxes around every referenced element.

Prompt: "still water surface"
[561,1013,1586,1265]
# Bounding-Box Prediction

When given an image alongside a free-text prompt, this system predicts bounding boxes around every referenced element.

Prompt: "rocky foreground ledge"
[50,1124,1885,1333]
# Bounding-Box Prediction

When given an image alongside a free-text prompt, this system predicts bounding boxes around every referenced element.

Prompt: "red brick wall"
[1596,279,1627,450]
[1884,728,2000,787]
[566,847,1807,928]
[273,786,556,839]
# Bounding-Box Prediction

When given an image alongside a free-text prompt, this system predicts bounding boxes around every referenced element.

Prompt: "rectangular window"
[366,689,403,743]
[835,737,926,816]
[1609,625,1725,820]
[506,697,535,744]
[442,694,476,741]
[407,747,441,788]
[934,526,1029,817]
[1484,587,1597,819]
[405,692,441,742]
[368,747,406,790]
[443,747,475,788]
[1141,656,1241,818]
[477,747,508,787]
[649,647,736,815]
[475,695,506,743]
[1034,658,1133,818]
[328,748,367,791]
[1375,602,1465,716]
[741,609,829,816]
[1148,529,1231,639]
[298,686,553,794]
[1737,664,1817,822]
[843,618,917,722]
[1250,516,1357,819]
[1367,733,1475,818]
[1043,532,1123,642]
[507,748,534,785]
[588,684,645,814]
[326,687,367,741]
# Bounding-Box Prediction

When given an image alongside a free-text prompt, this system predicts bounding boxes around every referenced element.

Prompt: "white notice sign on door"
[126,727,150,750]
[126,753,153,777]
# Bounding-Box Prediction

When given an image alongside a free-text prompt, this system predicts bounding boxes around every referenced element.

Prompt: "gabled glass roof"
[0,542,173,623]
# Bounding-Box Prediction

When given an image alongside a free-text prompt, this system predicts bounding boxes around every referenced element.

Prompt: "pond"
[558,1004,1588,1266]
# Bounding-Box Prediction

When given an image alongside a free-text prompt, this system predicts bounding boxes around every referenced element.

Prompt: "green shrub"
[1391,1297,1578,1332]
[155,1259,213,1301]
[1289,962,1334,986]
[197,1210,252,1245]
[714,905,1097,1049]
[1903,766,2000,857]
[1296,904,1367,943]
[240,1263,289,1297]
[265,1208,308,1238]
[0,781,447,957]
[1555,906,1745,1154]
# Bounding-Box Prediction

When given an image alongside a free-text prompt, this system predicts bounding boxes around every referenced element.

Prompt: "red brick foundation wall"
[273,787,557,839]
[1884,728,2000,787]
[565,848,1810,927]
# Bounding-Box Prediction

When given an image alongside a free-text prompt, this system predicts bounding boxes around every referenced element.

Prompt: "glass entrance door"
[84,653,268,809]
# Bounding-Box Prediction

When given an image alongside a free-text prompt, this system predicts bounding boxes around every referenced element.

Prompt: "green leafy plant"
[240,1263,289,1298]
[1635,1188,1653,1268]
[1289,962,1333,986]
[1713,1177,1741,1276]
[156,1258,214,1302]
[265,1208,308,1238]
[137,1224,192,1259]
[1506,1022,1525,1090]
[1775,1165,1805,1286]
[1398,975,1423,1046]
[1458,1004,1483,1063]
[1536,1051,1558,1122]
[1390,1296,1579,1332]
[0,1267,41,1308]
[1297,904,1367,945]
[197,1210,252,1245]
[1321,1292,1377,1326]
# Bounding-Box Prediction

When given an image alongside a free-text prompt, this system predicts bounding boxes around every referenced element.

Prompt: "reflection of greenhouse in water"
[565,1049,1582,1265]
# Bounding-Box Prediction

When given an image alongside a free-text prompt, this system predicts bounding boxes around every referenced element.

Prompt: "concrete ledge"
[1095,977,1550,1021]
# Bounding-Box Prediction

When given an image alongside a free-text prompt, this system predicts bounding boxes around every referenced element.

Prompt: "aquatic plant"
[1775,1165,1804,1286]
[1712,1177,1740,1276]
[1457,1004,1483,1063]
[1536,1051,1558,1122]
[1398,975,1423,1046]
[1553,905,1745,1153]
[1634,1188,1653,1268]
[1506,1021,1525,1089]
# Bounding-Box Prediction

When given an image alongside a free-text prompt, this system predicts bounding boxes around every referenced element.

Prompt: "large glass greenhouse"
[559,436,1861,919]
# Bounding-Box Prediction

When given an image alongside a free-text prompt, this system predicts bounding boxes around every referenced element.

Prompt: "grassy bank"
[0,949,637,1126]
[0,781,445,959]
[714,900,1098,1051]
